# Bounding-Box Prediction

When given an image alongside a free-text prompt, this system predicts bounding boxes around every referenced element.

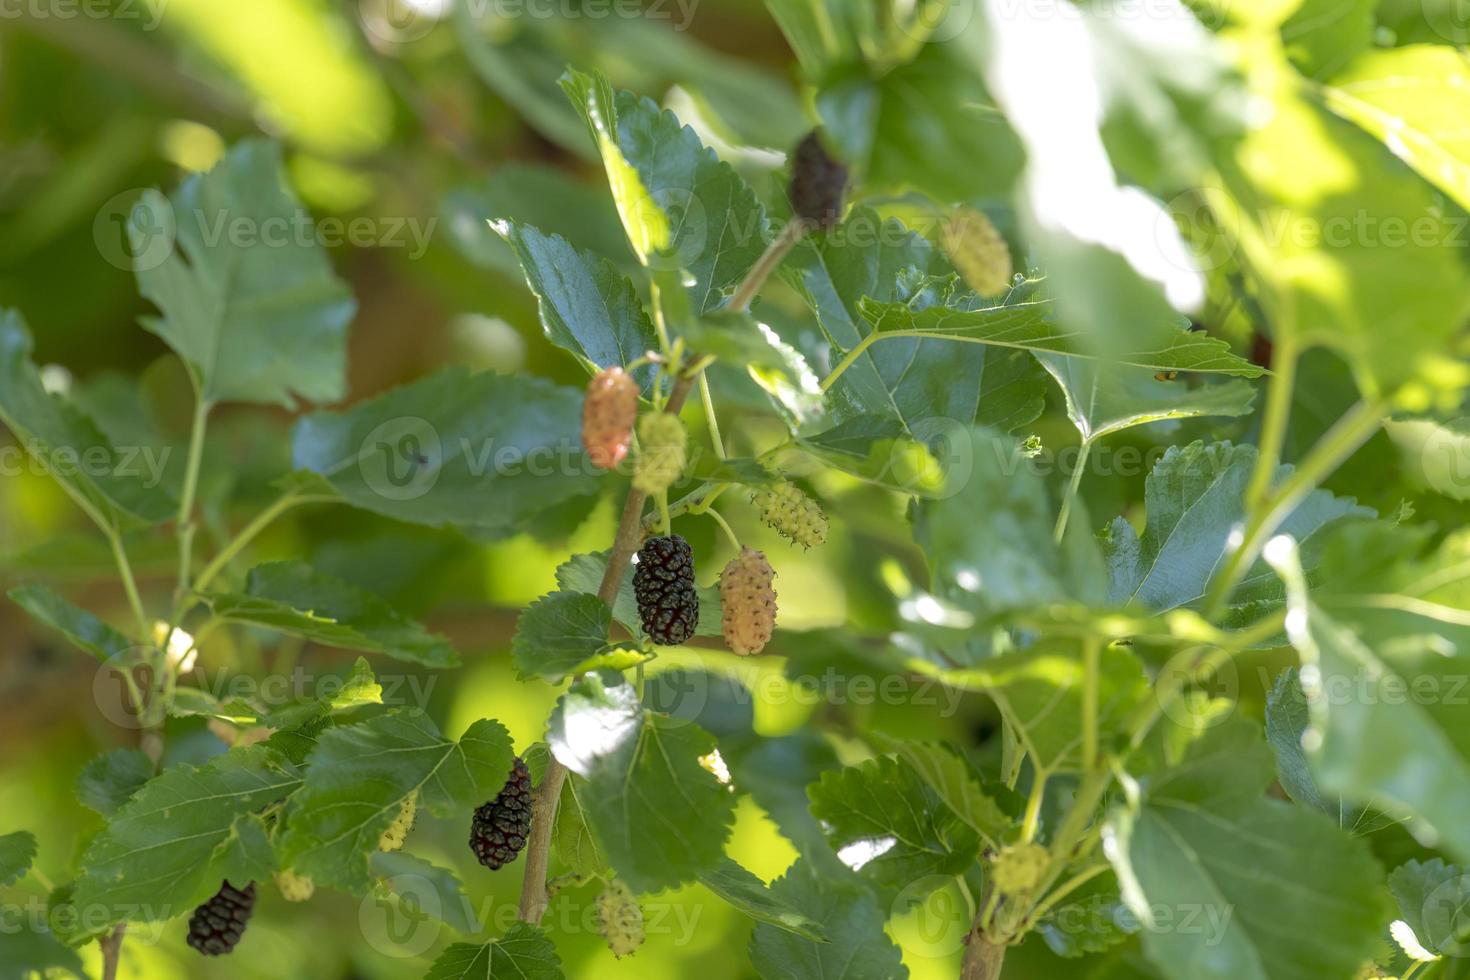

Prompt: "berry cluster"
[634,534,700,645]
[470,756,533,870]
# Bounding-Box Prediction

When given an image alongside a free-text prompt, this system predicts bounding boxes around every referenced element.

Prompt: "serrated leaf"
[371,851,480,935]
[938,641,1150,774]
[76,750,154,817]
[697,858,828,942]
[291,367,598,532]
[682,310,826,428]
[212,813,276,885]
[282,711,514,894]
[876,740,1014,847]
[262,656,383,732]
[547,674,734,892]
[788,208,1046,435]
[206,561,458,668]
[747,858,908,980]
[492,219,658,387]
[554,773,603,878]
[1279,567,1470,862]
[554,550,723,640]
[1106,720,1392,980]
[862,293,1264,377]
[1035,354,1256,443]
[1389,858,1470,958]
[8,584,133,663]
[1105,441,1371,613]
[424,923,563,980]
[808,756,980,898]
[0,831,36,887]
[561,68,770,313]
[512,591,612,683]
[129,139,353,407]
[1035,870,1138,959]
[1264,668,1333,814]
[0,311,173,529]
[797,415,964,497]
[72,745,301,926]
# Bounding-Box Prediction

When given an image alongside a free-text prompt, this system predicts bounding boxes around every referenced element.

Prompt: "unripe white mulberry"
[378,793,418,852]
[720,547,777,656]
[633,412,687,494]
[991,842,1049,894]
[942,207,1013,298]
[273,870,315,903]
[597,879,645,958]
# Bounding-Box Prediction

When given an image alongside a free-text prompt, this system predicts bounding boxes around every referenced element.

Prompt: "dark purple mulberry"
[633,534,699,645]
[470,757,533,870]
[789,130,848,230]
[186,880,256,956]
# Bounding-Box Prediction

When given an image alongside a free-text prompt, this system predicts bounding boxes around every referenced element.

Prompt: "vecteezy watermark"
[357,0,704,45]
[0,0,166,29]
[3,896,172,947]
[358,881,704,958]
[0,440,171,488]
[93,191,438,273]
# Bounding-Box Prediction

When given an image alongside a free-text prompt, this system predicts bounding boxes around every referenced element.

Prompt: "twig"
[99,924,126,980]
[727,220,807,314]
[517,372,698,925]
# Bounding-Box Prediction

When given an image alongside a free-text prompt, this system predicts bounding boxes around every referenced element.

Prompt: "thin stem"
[821,332,879,393]
[1053,441,1091,544]
[706,508,742,552]
[1020,774,1047,843]
[174,394,211,601]
[106,528,150,641]
[518,371,699,926]
[1081,635,1100,773]
[1203,398,1383,618]
[1022,863,1110,929]
[699,371,726,459]
[1243,330,1298,511]
[192,490,322,594]
[727,220,807,314]
[657,491,672,536]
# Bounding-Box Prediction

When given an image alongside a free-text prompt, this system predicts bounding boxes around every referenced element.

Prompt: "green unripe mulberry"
[633,412,687,495]
[751,481,827,549]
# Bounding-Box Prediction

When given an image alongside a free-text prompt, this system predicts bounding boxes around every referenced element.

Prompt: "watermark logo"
[359,417,442,502]
[94,190,176,274]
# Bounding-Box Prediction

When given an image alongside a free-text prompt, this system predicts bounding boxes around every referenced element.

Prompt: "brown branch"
[959,930,1007,980]
[99,923,126,980]
[517,372,697,924]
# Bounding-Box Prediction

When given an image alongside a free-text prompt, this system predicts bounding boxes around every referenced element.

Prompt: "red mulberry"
[582,367,639,470]
[720,547,777,656]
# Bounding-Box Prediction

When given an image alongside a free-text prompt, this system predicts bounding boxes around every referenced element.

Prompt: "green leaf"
[205,560,458,668]
[940,641,1150,774]
[423,923,564,980]
[0,310,173,528]
[492,219,658,386]
[290,367,598,532]
[282,710,514,894]
[1264,668,1333,815]
[511,591,612,683]
[371,851,480,935]
[0,918,84,980]
[130,139,354,407]
[697,858,829,942]
[1322,45,1470,212]
[76,749,154,817]
[747,858,908,980]
[1283,0,1375,78]
[787,208,1046,434]
[1389,858,1470,958]
[1215,50,1470,394]
[547,673,734,892]
[262,656,384,730]
[8,584,133,663]
[72,746,301,925]
[1035,354,1256,443]
[874,739,1014,848]
[797,415,964,498]
[681,309,826,428]
[1035,870,1138,959]
[914,427,1108,625]
[561,68,770,313]
[816,44,1022,204]
[1107,720,1392,980]
[554,773,603,878]
[213,813,277,885]
[808,755,981,897]
[1278,564,1470,862]
[1105,441,1371,613]
[0,831,36,887]
[862,296,1265,377]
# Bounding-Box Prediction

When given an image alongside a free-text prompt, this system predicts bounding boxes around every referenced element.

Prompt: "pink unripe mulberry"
[582,367,638,470]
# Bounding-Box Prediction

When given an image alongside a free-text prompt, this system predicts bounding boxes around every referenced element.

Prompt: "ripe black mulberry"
[633,534,699,645]
[186,880,256,956]
[789,130,848,230]
[470,756,533,870]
